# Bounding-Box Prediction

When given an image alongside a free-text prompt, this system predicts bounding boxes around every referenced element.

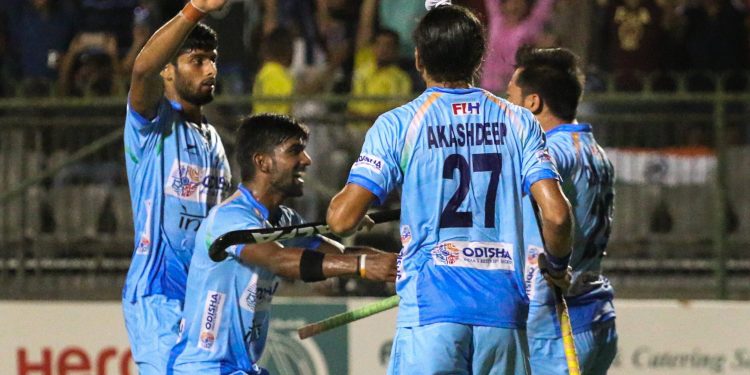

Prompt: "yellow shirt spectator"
[348,46,412,117]
[252,61,293,115]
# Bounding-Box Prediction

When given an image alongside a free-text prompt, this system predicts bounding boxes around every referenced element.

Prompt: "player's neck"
[165,90,203,124]
[537,112,570,132]
[241,181,284,213]
[424,76,471,89]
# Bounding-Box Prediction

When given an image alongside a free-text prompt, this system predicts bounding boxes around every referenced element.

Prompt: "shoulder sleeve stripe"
[482,90,524,136]
[401,92,442,172]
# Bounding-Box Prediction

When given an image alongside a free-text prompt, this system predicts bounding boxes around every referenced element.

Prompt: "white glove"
[425,0,452,10]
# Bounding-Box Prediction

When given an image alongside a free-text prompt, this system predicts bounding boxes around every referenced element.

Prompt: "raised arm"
[129,0,227,119]
[355,0,377,52]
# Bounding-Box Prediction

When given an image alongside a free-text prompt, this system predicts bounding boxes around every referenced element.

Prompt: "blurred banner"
[605,147,716,186]
[1,299,749,374]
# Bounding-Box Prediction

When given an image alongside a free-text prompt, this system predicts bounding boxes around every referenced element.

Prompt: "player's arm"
[129,0,227,119]
[530,179,572,258]
[237,241,396,282]
[327,184,378,237]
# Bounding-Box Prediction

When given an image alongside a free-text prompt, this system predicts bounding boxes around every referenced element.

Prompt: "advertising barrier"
[1,299,748,374]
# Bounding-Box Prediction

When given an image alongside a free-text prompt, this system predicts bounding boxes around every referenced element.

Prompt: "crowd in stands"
[0,0,748,100]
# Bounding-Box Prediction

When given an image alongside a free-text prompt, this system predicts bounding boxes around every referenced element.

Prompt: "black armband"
[300,250,326,282]
[544,251,571,274]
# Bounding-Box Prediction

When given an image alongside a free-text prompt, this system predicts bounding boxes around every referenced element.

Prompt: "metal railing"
[1,75,748,300]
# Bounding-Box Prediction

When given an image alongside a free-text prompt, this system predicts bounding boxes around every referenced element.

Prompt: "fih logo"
[451,102,480,116]
[261,320,330,375]
[432,242,461,265]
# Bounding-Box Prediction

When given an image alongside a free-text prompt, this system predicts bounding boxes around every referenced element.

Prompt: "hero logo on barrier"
[16,347,134,375]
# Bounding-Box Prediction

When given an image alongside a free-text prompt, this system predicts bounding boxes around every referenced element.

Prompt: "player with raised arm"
[327,4,573,374]
[168,114,397,374]
[507,46,617,375]
[122,1,232,374]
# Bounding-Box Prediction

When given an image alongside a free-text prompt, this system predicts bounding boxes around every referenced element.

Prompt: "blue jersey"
[123,98,232,302]
[523,123,616,339]
[347,87,559,328]
[169,185,321,374]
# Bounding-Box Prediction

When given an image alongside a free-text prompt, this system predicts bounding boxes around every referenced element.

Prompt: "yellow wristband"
[358,254,367,279]
[181,1,206,23]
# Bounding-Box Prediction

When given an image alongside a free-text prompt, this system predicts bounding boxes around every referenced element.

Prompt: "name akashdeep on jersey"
[522,123,616,339]
[347,87,559,329]
[124,99,231,302]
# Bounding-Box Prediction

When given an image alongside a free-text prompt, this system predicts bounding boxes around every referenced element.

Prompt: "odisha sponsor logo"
[355,155,383,170]
[433,243,461,264]
[199,331,215,349]
[400,225,412,246]
[461,246,512,259]
[172,166,202,197]
[204,293,221,330]
[202,175,231,191]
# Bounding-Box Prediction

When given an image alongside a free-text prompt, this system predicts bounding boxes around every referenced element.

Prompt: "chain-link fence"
[1,79,748,300]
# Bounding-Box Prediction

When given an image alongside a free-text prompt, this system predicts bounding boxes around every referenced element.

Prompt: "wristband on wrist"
[357,254,367,279]
[299,250,326,282]
[181,1,206,23]
[544,251,570,273]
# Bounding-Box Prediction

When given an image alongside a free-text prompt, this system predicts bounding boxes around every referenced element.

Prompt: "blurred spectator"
[481,0,556,94]
[546,0,596,65]
[58,32,123,97]
[78,0,138,55]
[347,0,412,118]
[679,0,748,90]
[378,0,425,61]
[5,0,78,96]
[252,27,295,115]
[597,0,676,90]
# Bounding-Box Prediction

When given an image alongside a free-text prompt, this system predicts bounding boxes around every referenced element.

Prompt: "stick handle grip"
[554,286,581,375]
[297,295,400,339]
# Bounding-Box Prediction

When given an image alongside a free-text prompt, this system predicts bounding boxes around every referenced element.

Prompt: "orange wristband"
[181,1,206,23]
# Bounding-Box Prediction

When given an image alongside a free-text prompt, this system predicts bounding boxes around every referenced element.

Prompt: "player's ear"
[254,152,272,174]
[526,93,542,115]
[161,64,174,82]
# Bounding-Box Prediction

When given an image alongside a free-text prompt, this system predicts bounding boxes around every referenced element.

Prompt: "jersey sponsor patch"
[536,149,553,163]
[525,245,543,298]
[431,241,515,271]
[165,161,231,203]
[451,102,480,115]
[135,200,153,255]
[400,225,412,247]
[198,290,225,351]
[240,274,279,313]
[352,154,385,174]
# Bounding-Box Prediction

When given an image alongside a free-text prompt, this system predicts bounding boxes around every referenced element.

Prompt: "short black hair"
[413,5,485,84]
[236,114,309,181]
[514,46,584,122]
[171,23,218,64]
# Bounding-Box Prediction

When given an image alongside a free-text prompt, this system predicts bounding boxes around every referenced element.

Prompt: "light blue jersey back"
[124,98,232,302]
[169,185,321,374]
[347,87,559,328]
[523,124,616,339]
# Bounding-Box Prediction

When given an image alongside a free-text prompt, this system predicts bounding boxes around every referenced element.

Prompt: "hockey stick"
[208,209,401,262]
[297,295,400,339]
[530,200,581,375]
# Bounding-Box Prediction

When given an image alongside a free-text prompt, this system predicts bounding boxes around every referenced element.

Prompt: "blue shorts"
[387,322,530,375]
[529,319,617,375]
[123,295,182,375]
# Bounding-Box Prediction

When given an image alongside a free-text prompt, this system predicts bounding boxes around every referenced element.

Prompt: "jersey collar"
[425,86,483,94]
[545,123,592,137]
[238,184,270,220]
